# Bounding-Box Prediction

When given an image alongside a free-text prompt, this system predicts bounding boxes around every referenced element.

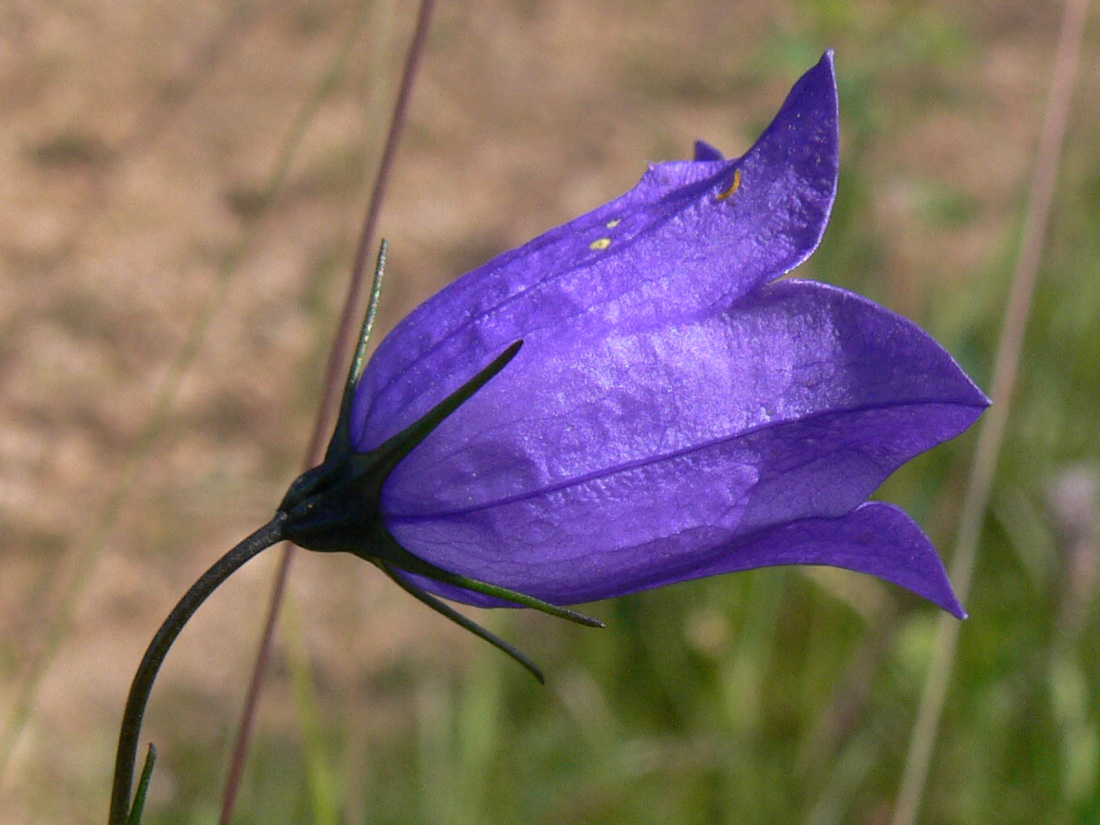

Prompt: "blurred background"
[1,1,1098,823]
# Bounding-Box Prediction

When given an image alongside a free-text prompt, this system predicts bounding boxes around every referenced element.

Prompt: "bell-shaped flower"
[282,51,988,629]
[110,52,995,825]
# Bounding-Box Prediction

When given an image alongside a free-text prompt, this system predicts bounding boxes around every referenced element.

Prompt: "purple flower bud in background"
[289,51,988,621]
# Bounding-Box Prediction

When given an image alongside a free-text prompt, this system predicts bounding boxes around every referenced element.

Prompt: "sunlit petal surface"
[348,52,988,615]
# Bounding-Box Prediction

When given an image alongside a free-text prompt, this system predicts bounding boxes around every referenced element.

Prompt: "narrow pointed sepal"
[325,240,389,464]
[383,562,547,683]
[281,341,524,554]
[373,528,603,627]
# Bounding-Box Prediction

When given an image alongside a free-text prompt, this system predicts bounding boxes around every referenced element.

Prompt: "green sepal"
[373,527,603,628]
[279,251,604,682]
[381,561,546,683]
[325,240,388,463]
[280,339,524,548]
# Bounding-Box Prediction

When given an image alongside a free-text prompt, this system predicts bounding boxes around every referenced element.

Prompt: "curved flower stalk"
[284,51,988,622]
[110,50,988,825]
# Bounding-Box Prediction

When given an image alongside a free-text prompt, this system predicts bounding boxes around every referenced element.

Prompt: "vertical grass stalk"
[890,1,1091,822]
[217,3,438,822]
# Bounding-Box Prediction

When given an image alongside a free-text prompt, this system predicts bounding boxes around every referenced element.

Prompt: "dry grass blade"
[217,3,438,822]
[890,0,1092,823]
[0,3,260,789]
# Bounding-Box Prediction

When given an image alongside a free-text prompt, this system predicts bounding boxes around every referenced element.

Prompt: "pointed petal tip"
[800,49,838,99]
[844,502,967,619]
[727,47,838,287]
[683,502,968,621]
[808,50,836,86]
[931,574,967,620]
[693,139,725,162]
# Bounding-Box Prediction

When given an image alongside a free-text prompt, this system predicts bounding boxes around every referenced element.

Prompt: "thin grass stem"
[282,597,341,825]
[218,3,438,822]
[890,1,1090,822]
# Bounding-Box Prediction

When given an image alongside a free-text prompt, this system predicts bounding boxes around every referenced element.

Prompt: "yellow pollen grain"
[589,237,612,251]
[716,168,742,201]
[606,219,621,228]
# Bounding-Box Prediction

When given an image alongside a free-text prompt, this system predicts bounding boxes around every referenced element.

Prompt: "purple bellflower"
[280,51,989,651]
[109,52,989,823]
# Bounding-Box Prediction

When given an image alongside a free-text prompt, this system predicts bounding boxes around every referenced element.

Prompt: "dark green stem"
[108,515,286,825]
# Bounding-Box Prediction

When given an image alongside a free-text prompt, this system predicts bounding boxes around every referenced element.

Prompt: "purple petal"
[380,280,985,607]
[383,279,986,520]
[693,140,725,162]
[352,52,840,450]
[400,502,965,618]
